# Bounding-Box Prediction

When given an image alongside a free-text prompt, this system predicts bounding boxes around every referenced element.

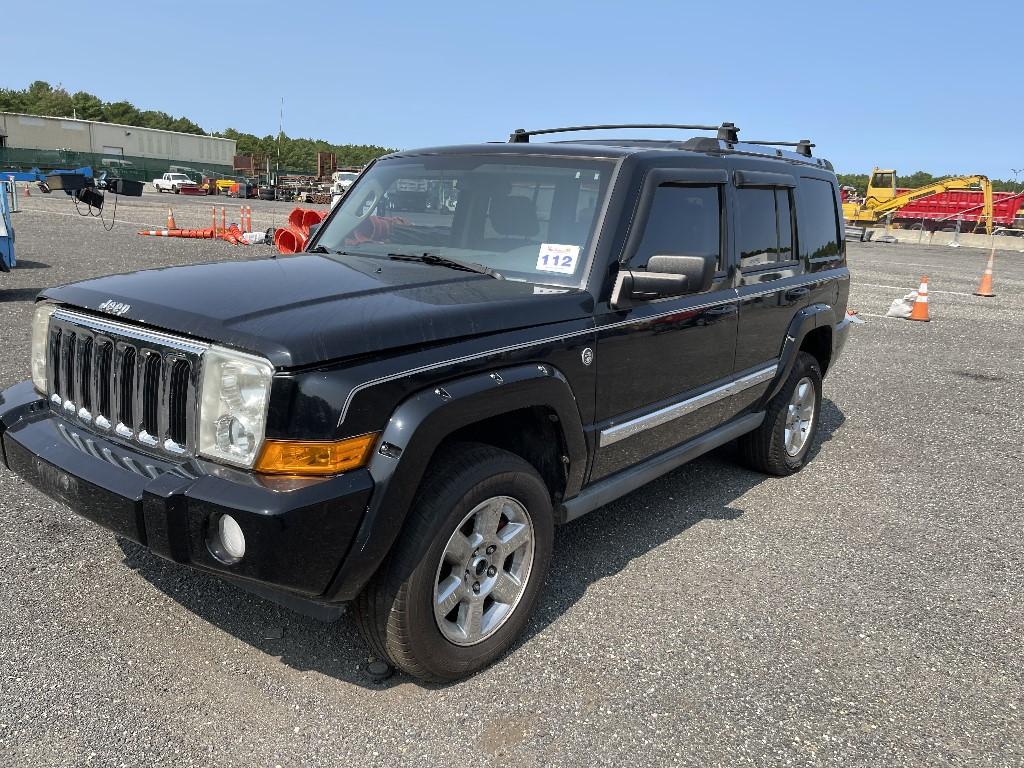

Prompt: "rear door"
[591,168,737,480]
[731,171,809,382]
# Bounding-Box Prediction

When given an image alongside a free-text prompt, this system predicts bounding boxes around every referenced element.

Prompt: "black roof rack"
[507,124,817,159]
[742,139,815,158]
[508,122,741,144]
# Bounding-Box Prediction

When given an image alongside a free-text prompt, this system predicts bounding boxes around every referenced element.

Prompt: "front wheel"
[739,351,822,476]
[173,186,180,194]
[353,443,553,682]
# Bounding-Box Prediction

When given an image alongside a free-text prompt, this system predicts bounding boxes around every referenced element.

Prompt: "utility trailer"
[841,167,1024,233]
[896,189,1024,232]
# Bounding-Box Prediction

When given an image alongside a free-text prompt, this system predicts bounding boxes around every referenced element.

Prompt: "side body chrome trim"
[598,364,777,448]
[335,273,841,427]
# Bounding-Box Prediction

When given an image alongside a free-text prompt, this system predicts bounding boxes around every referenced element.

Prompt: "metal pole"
[950,216,962,248]
[8,176,19,213]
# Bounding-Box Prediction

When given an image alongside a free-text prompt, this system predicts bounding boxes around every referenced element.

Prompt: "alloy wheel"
[784,376,816,456]
[432,495,535,646]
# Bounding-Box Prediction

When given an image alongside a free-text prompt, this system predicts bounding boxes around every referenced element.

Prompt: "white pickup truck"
[152,173,197,194]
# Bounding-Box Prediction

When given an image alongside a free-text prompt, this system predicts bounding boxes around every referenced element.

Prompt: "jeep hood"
[40,254,595,368]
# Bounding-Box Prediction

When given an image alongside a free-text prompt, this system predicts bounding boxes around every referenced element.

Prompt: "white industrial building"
[0,112,235,167]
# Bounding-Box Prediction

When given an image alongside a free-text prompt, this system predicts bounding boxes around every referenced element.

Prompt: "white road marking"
[855,282,975,297]
[17,206,158,229]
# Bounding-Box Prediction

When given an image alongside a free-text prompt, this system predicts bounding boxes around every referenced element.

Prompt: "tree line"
[4,83,1021,184]
[837,171,1021,195]
[0,81,394,173]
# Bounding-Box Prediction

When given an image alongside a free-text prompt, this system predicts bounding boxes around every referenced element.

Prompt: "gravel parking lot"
[1,191,1021,766]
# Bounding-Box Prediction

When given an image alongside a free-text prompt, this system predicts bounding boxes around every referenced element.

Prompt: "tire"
[353,443,554,682]
[739,351,823,476]
[173,186,180,194]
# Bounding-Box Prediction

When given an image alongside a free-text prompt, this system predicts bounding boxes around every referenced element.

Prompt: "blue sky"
[4,0,1021,178]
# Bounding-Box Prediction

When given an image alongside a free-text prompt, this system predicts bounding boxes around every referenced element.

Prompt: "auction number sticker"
[536,243,580,274]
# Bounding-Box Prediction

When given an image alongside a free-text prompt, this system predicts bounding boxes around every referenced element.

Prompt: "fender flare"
[322,362,586,602]
[764,303,837,401]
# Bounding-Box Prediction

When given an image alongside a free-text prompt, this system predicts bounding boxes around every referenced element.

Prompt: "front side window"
[736,187,794,267]
[314,155,613,286]
[631,184,721,269]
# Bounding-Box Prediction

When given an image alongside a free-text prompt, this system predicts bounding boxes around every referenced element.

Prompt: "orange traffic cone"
[167,207,177,230]
[909,276,930,322]
[974,247,995,297]
[22,183,30,197]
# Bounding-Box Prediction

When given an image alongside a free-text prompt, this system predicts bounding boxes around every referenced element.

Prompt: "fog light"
[208,514,246,563]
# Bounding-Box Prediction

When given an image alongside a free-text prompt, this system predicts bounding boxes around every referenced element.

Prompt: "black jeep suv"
[0,123,850,681]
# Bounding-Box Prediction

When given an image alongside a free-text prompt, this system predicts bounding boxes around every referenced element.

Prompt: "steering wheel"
[351,179,383,222]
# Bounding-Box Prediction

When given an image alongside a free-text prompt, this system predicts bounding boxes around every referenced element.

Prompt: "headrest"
[489,195,539,237]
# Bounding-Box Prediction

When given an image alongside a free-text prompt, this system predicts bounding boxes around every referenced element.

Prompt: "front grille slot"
[142,353,161,435]
[48,327,63,399]
[168,359,192,446]
[78,337,93,413]
[119,347,136,428]
[46,309,206,458]
[61,331,76,404]
[95,342,113,420]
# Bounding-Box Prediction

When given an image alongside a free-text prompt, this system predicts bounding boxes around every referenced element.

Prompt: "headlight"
[198,345,273,468]
[30,303,57,393]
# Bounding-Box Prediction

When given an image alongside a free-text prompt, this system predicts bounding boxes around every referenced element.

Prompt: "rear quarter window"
[799,178,842,261]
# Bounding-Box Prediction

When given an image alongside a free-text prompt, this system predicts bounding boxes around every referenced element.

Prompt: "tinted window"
[736,188,777,266]
[776,188,793,261]
[800,178,842,260]
[736,187,797,267]
[633,185,721,268]
[871,172,894,190]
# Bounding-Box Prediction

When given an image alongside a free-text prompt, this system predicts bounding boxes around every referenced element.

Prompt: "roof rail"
[742,139,815,158]
[508,122,741,144]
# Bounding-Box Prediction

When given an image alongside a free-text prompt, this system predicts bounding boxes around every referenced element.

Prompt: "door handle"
[704,305,734,316]
[784,287,810,302]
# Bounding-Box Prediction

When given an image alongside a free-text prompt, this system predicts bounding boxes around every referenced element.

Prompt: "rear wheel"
[739,351,822,476]
[353,443,553,682]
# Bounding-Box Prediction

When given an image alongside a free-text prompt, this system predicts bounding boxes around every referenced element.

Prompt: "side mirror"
[612,254,717,308]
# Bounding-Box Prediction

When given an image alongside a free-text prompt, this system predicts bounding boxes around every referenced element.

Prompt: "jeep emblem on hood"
[98,299,131,316]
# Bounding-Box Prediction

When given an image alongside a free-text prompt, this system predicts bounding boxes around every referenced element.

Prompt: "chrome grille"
[46,309,207,457]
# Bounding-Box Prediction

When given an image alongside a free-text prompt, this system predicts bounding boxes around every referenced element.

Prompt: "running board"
[558,412,765,523]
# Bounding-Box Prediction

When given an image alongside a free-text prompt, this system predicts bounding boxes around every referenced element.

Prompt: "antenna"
[277,97,283,179]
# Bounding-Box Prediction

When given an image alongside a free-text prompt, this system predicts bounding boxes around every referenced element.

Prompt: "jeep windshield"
[313,154,614,287]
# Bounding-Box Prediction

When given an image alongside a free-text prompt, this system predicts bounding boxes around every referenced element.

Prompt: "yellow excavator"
[842,168,994,233]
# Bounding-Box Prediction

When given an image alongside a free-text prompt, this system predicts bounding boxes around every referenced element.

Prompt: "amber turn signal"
[255,433,379,476]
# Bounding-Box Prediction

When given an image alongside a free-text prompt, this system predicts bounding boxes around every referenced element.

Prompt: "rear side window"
[736,187,794,267]
[633,185,721,269]
[799,178,842,260]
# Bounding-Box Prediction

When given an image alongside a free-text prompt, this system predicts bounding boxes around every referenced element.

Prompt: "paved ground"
[0,191,1021,766]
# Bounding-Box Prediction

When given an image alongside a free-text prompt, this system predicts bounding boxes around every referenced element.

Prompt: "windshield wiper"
[388,252,503,279]
[310,246,380,258]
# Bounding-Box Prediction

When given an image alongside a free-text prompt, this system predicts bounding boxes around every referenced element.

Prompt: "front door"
[592,172,738,480]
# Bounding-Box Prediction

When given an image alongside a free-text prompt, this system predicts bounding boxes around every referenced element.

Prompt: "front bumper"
[0,380,373,603]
